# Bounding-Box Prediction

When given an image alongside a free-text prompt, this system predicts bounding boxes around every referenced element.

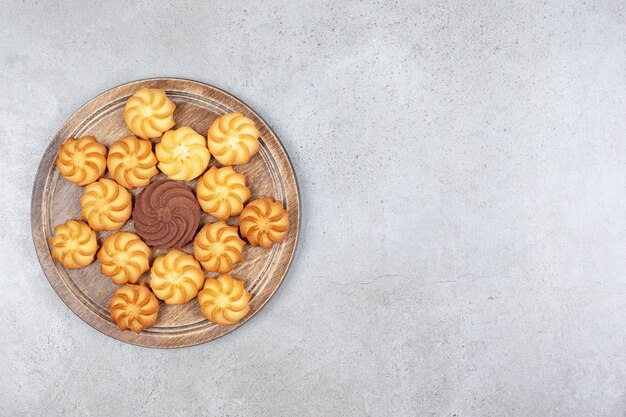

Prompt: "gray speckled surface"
[1,1,625,416]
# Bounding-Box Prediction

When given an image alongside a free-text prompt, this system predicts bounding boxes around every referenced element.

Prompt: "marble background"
[0,1,624,416]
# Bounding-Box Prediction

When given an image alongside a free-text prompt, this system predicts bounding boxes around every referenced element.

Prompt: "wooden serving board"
[31,78,300,348]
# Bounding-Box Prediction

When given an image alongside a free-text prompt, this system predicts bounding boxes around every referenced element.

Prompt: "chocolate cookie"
[133,180,201,249]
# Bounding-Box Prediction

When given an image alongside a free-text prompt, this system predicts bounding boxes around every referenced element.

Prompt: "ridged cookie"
[239,198,289,249]
[49,220,98,269]
[132,180,201,249]
[109,284,159,333]
[196,166,250,219]
[80,178,132,231]
[57,136,107,186]
[150,249,205,304]
[156,126,210,181]
[107,136,158,189]
[193,221,245,273]
[97,232,151,284]
[198,274,251,325]
[123,88,176,139]
[207,113,259,165]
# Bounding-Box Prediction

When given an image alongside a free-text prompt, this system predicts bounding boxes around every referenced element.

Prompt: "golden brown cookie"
[123,88,176,139]
[49,220,98,269]
[109,284,159,333]
[196,166,250,219]
[97,232,151,284]
[80,178,132,231]
[107,136,158,189]
[57,136,107,186]
[155,126,211,181]
[150,249,205,305]
[193,221,245,273]
[239,198,289,249]
[207,112,260,165]
[197,274,251,325]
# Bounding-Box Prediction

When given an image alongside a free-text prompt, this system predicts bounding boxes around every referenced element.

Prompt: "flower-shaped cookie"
[109,284,159,333]
[123,88,176,139]
[150,249,205,305]
[57,136,107,186]
[133,180,201,249]
[193,221,245,273]
[239,198,289,249]
[107,136,158,189]
[196,166,250,219]
[97,232,151,284]
[207,112,260,165]
[80,178,132,231]
[155,126,211,181]
[198,274,251,326]
[49,220,98,269]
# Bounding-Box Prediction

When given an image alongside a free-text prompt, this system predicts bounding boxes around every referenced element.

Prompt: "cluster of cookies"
[49,88,289,333]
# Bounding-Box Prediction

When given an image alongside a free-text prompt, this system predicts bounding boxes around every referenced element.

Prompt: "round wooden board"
[31,78,300,348]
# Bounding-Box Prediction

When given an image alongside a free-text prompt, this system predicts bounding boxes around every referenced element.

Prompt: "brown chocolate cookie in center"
[132,180,201,249]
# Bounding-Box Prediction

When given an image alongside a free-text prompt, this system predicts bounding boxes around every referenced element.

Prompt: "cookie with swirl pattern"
[207,113,260,165]
[196,166,250,219]
[49,220,98,269]
[57,136,107,186]
[123,88,176,139]
[150,249,205,304]
[239,198,289,249]
[132,180,201,249]
[193,221,245,273]
[198,274,251,326]
[156,126,210,181]
[97,232,151,284]
[109,284,159,333]
[107,136,158,189]
[80,178,132,231]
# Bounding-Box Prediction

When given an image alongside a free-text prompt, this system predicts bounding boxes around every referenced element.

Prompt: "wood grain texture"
[31,78,300,348]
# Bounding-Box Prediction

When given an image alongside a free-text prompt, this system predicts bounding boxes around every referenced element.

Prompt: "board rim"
[31,77,301,348]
